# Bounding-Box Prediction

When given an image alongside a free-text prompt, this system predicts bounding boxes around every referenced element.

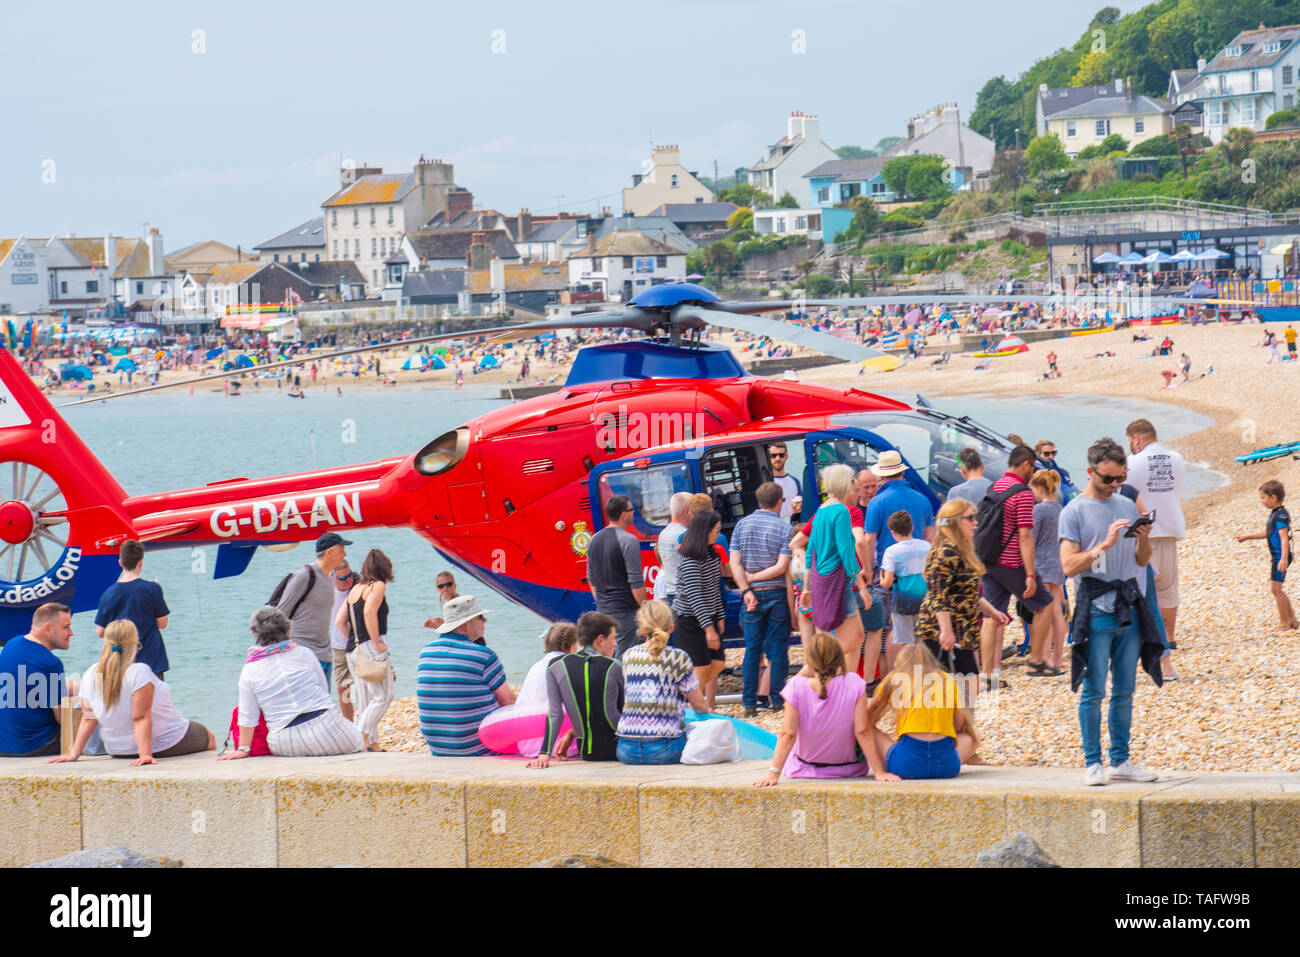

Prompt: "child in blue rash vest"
[1235,480,1298,630]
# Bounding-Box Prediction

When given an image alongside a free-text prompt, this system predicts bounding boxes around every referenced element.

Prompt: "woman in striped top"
[671,509,727,707]
[617,601,710,765]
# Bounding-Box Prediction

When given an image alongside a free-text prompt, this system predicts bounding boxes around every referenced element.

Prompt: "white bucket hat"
[436,594,491,634]
[870,450,908,478]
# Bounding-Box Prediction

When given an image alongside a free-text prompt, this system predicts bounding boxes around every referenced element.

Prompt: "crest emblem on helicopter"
[569,521,592,557]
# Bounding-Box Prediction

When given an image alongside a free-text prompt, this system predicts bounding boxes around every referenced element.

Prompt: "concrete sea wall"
[1,755,1295,867]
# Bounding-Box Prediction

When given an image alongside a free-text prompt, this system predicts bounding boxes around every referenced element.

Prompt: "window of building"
[135,281,143,294]
[1265,41,1282,54]
[656,256,667,268]
[301,253,307,262]
[1207,101,1223,125]
[86,280,98,293]
[1227,44,1243,57]
[1135,118,1144,134]
[1286,94,1295,109]
[817,186,829,203]
[60,280,67,294]
[1241,98,1256,123]
[331,210,337,227]
[795,216,808,230]
[387,208,394,225]
[775,217,786,232]
[273,253,280,262]
[1066,121,1076,137]
[1251,71,1260,92]
[372,270,377,286]
[1286,65,1294,86]
[1095,119,1110,137]
[314,254,321,262]
[670,174,678,188]
[871,181,887,195]
[623,256,633,268]
[333,240,338,258]
[370,207,376,225]
[353,209,359,226]
[371,237,377,257]
[1218,74,1227,94]
[840,183,861,201]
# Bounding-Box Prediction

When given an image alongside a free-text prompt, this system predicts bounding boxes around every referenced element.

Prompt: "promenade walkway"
[1,755,1295,867]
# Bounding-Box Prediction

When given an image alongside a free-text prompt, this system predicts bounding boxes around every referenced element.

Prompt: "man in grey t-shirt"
[586,496,647,659]
[1059,437,1155,787]
[276,532,351,681]
[946,447,992,505]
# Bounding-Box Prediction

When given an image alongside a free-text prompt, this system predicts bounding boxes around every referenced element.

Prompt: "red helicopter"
[0,283,1031,637]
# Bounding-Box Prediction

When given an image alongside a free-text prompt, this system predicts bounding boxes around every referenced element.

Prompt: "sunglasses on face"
[770,453,787,459]
[437,582,455,590]
[1094,472,1126,485]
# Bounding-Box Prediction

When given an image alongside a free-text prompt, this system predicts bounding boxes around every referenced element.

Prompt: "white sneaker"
[1108,760,1158,782]
[1084,763,1106,786]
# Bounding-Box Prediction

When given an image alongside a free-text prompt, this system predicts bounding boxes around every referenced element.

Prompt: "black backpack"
[973,483,1028,568]
[267,564,317,620]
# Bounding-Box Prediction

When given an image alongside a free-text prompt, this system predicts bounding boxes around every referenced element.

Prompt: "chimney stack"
[468,232,492,270]
[103,235,118,279]
[1197,57,1207,72]
[518,208,532,241]
[1125,77,1134,101]
[446,187,474,221]
[148,227,163,276]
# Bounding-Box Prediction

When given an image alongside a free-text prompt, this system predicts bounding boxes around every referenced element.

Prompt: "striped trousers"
[348,648,395,742]
[267,710,364,757]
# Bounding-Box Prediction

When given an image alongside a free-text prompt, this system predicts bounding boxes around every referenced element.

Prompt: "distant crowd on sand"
[1,419,1291,786]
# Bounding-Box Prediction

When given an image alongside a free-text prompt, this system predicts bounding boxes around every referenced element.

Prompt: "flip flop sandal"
[1026,662,1062,677]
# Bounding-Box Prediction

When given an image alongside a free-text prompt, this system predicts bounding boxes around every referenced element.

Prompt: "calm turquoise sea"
[57,381,1217,734]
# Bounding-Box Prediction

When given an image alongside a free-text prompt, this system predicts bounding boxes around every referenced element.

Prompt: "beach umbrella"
[1141,250,1174,263]
[1091,252,1121,264]
[903,308,923,324]
[686,273,705,280]
[112,357,136,373]
[1119,251,1145,263]
[1168,249,1197,262]
[995,335,1030,354]
[401,354,429,371]
[1194,247,1229,259]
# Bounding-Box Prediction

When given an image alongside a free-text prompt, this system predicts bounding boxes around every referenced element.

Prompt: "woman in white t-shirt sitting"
[51,620,214,765]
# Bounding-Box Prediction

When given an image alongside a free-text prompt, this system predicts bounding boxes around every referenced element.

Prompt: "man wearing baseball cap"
[417,595,517,755]
[273,532,352,681]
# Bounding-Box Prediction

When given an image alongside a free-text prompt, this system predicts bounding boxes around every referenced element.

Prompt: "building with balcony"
[1191,23,1300,143]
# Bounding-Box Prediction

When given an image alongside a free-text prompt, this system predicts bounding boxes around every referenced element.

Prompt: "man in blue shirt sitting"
[0,602,73,757]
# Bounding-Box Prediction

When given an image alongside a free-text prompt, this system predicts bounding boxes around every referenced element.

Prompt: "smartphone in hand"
[1124,510,1155,538]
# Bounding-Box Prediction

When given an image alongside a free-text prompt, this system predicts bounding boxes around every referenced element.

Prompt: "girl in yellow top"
[862,642,980,780]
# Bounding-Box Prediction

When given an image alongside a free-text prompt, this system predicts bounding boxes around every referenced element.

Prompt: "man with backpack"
[975,446,1054,690]
[271,532,351,681]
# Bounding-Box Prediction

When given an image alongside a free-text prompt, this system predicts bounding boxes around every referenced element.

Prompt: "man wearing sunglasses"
[1060,437,1161,786]
[330,562,358,719]
[768,443,801,521]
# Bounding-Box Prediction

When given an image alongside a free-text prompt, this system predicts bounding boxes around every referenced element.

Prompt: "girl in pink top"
[754,630,879,784]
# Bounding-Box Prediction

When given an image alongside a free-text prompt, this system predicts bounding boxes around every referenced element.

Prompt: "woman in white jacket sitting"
[51,620,214,765]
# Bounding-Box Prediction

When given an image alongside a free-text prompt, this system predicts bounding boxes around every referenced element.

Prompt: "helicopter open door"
[800,428,942,522]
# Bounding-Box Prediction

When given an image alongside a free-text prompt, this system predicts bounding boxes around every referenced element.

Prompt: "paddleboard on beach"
[1236,441,1300,464]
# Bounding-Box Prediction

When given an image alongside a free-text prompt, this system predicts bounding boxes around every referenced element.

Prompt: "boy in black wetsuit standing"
[1235,480,1298,630]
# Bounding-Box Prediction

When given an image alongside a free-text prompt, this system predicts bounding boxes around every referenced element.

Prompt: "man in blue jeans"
[729,482,793,718]
[1059,437,1159,786]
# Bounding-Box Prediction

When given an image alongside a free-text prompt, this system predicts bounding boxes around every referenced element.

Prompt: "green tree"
[806,274,835,296]
[1098,133,1130,154]
[1135,133,1178,156]
[702,241,737,286]
[969,75,1023,150]
[991,150,1026,193]
[835,145,876,158]
[1219,126,1255,167]
[726,206,752,230]
[1169,123,1197,179]
[874,136,903,153]
[843,195,879,241]
[883,154,949,200]
[1026,133,1068,174]
[1266,109,1300,129]
[776,191,800,208]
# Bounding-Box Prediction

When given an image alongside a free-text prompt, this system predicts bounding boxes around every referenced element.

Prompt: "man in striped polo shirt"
[417,595,516,756]
[730,482,793,717]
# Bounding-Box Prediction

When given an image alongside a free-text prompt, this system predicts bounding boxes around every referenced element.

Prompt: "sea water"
[58,383,1219,733]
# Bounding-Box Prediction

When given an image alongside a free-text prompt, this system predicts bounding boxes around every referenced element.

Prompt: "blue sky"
[0,0,1151,250]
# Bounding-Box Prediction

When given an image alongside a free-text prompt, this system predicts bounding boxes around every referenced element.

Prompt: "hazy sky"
[0,0,1151,251]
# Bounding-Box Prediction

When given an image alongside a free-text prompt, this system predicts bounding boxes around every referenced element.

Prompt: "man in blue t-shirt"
[0,602,73,757]
[95,540,170,678]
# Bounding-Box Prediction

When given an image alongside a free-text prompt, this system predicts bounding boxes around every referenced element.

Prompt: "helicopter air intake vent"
[522,458,555,474]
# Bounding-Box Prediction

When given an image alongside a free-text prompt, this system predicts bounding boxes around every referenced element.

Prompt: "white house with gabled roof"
[748,112,840,205]
[1190,22,1300,143]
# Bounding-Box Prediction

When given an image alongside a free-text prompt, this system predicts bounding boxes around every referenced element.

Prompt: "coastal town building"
[648,202,739,242]
[254,218,326,264]
[566,230,686,302]
[622,146,713,216]
[803,157,896,208]
[163,239,243,277]
[515,214,695,263]
[3,231,181,317]
[748,113,840,204]
[1037,79,1171,155]
[203,261,314,315]
[321,157,467,296]
[1185,23,1300,143]
[752,206,854,243]
[0,238,50,314]
[882,104,993,177]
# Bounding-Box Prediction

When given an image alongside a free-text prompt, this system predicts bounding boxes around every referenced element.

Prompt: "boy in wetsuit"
[1235,480,1298,630]
[527,611,625,768]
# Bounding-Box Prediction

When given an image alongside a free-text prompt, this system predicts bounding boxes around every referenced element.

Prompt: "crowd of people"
[6,415,1270,788]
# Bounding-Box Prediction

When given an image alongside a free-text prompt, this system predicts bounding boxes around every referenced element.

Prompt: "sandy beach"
[47,323,1291,772]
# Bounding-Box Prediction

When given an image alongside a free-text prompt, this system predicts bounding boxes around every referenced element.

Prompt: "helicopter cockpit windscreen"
[595,461,694,541]
[830,411,1011,499]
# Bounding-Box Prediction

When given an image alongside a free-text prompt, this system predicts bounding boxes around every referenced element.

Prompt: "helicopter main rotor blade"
[674,306,895,364]
[484,309,656,342]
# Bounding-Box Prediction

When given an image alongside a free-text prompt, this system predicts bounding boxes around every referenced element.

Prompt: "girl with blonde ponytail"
[49,621,214,766]
[615,600,710,765]
[755,631,876,786]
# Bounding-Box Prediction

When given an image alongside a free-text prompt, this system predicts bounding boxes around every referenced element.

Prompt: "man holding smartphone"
[1060,437,1161,787]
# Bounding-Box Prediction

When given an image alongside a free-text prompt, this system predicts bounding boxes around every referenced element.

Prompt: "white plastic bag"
[680,719,742,765]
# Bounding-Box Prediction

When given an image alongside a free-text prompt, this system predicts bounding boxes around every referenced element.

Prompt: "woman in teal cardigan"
[808,463,872,675]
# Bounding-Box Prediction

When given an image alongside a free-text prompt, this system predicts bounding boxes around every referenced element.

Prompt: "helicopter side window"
[595,462,693,541]
[811,438,880,498]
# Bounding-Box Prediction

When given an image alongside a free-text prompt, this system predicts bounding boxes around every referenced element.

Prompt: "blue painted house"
[804,158,896,208]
